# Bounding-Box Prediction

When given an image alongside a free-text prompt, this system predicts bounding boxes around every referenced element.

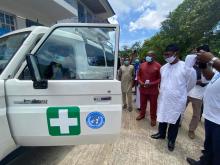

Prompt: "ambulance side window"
[86,43,105,66]
[18,66,31,80]
[105,51,114,67]
[19,27,117,80]
[36,43,76,80]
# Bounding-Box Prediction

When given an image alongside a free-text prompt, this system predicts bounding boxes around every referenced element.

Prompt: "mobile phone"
[145,80,150,84]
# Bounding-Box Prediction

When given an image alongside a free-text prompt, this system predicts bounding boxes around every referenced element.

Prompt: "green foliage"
[119,0,220,63]
[136,0,220,61]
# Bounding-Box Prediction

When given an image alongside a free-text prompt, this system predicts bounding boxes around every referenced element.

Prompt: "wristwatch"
[209,57,218,66]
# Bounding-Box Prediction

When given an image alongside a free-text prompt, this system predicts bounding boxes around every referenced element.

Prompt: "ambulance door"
[0,80,16,160]
[5,24,122,146]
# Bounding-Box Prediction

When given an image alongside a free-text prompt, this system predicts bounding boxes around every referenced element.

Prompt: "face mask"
[135,59,140,64]
[145,56,153,63]
[165,55,176,64]
[124,61,129,66]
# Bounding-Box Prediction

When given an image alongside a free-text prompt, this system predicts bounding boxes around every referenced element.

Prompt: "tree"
[142,0,220,61]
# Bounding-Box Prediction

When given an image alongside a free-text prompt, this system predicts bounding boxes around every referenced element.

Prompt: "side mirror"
[26,54,48,89]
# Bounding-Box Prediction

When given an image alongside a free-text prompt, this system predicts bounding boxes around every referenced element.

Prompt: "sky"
[108,0,184,49]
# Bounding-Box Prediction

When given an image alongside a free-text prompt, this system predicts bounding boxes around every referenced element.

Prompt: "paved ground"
[9,103,205,165]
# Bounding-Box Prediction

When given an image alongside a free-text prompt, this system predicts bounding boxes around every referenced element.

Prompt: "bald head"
[148,50,155,55]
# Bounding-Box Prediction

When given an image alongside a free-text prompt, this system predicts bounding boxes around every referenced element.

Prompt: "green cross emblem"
[47,107,81,136]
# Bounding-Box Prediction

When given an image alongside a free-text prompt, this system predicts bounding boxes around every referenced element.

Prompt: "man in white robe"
[151,44,197,151]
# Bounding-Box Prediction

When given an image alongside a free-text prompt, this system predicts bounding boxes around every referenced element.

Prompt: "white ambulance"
[0,23,121,161]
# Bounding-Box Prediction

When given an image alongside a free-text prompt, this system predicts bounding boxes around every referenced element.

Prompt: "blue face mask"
[124,61,129,66]
[145,56,153,62]
[135,59,140,64]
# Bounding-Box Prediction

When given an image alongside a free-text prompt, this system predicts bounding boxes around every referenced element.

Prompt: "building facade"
[0,0,115,35]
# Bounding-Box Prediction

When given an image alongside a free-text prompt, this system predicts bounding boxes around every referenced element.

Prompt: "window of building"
[64,0,77,7]
[64,0,73,5]
[78,2,95,23]
[0,11,16,31]
[26,19,42,27]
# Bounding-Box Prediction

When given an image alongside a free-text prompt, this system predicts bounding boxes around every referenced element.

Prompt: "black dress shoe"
[151,133,165,139]
[168,141,175,151]
[186,157,200,165]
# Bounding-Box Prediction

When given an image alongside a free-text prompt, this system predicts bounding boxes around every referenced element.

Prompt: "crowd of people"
[118,44,220,165]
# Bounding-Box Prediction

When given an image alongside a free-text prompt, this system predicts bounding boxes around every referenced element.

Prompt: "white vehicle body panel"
[6,79,121,145]
[0,80,17,160]
[0,27,49,161]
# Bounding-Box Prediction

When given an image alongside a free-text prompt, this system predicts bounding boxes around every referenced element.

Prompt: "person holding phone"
[136,51,161,127]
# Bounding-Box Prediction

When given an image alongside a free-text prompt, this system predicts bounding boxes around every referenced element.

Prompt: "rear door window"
[86,43,105,66]
[105,50,114,67]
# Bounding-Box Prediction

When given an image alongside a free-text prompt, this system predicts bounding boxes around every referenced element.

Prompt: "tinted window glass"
[105,50,114,67]
[78,3,85,23]
[32,27,116,80]
[86,43,105,66]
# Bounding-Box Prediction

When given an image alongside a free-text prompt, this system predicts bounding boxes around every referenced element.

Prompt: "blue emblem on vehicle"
[86,112,105,129]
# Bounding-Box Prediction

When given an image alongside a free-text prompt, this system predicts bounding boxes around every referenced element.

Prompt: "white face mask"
[145,56,153,62]
[165,55,176,64]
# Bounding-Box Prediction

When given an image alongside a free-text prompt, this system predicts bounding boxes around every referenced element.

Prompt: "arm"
[201,67,215,80]
[213,59,220,71]
[131,66,136,87]
[137,66,144,86]
[186,67,197,92]
[150,66,161,86]
[197,51,220,78]
[118,67,122,81]
[150,79,160,86]
[131,66,135,80]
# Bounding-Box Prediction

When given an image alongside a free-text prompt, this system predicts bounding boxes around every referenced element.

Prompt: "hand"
[196,51,214,63]
[140,82,145,87]
[144,84,150,88]
[198,62,208,69]
[132,80,136,88]
[199,83,208,87]
[196,80,202,85]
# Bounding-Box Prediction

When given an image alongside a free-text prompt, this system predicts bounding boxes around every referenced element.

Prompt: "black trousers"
[199,119,220,165]
[158,116,181,143]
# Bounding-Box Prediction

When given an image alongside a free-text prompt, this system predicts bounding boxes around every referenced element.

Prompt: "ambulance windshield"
[0,31,30,74]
